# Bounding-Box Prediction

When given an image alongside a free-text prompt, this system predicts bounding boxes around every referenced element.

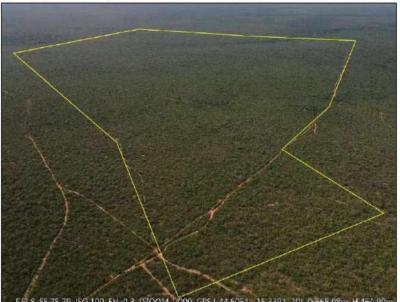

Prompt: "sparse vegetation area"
[2,4,396,300]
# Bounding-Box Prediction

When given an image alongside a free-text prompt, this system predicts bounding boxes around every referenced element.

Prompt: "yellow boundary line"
[13,28,384,298]
[281,40,357,149]
[180,212,384,297]
[14,50,180,297]
[282,150,384,215]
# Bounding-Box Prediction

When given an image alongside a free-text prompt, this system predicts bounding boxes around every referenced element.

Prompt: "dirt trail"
[25,134,162,299]
[212,151,282,216]
[25,130,267,299]
[88,256,156,297]
[165,259,240,296]
[164,151,282,248]
[140,262,175,299]
[66,189,153,248]
[25,134,265,298]
[24,135,70,299]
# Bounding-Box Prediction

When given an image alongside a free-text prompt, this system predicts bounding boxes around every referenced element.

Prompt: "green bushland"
[21,32,350,244]
[3,4,395,299]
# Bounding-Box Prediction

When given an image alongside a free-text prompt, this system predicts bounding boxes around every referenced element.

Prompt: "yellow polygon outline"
[13,28,385,298]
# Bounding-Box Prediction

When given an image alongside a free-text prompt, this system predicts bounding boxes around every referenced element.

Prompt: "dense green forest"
[2,4,396,300]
